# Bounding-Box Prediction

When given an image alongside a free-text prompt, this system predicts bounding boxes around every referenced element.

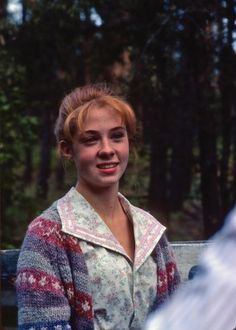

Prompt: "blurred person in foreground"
[16,83,180,330]
[145,206,236,330]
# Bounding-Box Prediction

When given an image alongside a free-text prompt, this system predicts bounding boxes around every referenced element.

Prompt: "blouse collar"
[58,187,166,269]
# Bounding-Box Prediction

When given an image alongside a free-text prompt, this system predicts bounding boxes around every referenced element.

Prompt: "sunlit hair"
[54,83,136,156]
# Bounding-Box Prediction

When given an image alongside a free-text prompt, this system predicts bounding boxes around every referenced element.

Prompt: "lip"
[96,162,119,169]
[96,162,119,174]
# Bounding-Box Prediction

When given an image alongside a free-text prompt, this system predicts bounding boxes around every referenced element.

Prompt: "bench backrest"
[1,242,208,329]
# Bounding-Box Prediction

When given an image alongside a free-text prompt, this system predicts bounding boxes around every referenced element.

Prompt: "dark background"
[1,0,236,248]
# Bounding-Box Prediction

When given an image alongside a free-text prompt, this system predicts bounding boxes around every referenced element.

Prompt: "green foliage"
[1,0,236,246]
[0,30,38,247]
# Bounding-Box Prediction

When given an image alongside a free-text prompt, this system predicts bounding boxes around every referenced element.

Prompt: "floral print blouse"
[58,187,166,330]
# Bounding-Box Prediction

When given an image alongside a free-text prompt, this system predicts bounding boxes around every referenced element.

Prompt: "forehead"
[82,107,124,131]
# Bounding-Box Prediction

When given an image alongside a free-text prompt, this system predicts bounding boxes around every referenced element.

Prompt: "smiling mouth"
[97,163,118,169]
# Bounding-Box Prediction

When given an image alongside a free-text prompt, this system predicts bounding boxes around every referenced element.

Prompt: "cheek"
[125,148,129,161]
[74,149,94,169]
[121,144,130,163]
[125,141,130,157]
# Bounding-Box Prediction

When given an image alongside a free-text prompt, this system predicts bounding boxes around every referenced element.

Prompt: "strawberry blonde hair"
[54,84,136,155]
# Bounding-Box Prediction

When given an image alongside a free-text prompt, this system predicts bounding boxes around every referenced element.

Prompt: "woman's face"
[72,106,129,192]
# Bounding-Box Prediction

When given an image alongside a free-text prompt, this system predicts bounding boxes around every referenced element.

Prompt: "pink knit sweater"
[17,194,180,329]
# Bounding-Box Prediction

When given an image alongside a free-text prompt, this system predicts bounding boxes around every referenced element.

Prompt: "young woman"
[16,84,180,330]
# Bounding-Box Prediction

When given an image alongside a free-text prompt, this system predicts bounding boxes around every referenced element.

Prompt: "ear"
[59,140,73,160]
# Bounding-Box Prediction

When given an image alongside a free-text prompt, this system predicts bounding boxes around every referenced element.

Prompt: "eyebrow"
[82,126,126,135]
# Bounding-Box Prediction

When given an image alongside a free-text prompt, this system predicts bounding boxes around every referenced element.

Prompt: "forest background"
[1,0,236,249]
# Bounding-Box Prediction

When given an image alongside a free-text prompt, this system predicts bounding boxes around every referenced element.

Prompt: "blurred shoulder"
[26,200,62,236]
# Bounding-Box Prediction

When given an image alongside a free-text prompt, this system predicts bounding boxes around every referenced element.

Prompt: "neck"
[76,183,121,223]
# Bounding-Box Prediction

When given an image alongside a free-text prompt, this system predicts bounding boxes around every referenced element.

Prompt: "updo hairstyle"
[54,84,136,157]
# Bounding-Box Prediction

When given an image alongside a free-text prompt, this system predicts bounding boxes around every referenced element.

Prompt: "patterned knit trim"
[18,320,72,329]
[28,217,82,253]
[17,269,65,294]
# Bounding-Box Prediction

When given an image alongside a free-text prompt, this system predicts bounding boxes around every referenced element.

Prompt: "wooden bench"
[1,242,209,329]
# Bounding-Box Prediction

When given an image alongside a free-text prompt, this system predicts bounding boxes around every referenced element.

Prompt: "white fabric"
[145,206,236,330]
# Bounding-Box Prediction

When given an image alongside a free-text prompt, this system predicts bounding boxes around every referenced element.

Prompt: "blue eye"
[112,132,125,141]
[80,136,98,145]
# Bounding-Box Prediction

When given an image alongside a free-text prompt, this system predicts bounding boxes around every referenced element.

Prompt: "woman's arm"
[17,217,73,330]
[151,234,181,311]
[159,234,181,295]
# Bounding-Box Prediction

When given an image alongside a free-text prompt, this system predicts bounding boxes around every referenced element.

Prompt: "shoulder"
[119,193,165,227]
[41,200,61,224]
[130,204,167,240]
[19,197,83,264]
[22,196,74,250]
[131,205,159,222]
[26,201,62,235]
[153,233,174,258]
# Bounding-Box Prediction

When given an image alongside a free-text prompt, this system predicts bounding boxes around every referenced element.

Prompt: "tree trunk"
[219,47,233,217]
[218,0,236,216]
[0,0,7,18]
[23,146,33,184]
[168,73,195,211]
[37,110,51,199]
[55,160,65,190]
[148,97,169,218]
[198,99,221,238]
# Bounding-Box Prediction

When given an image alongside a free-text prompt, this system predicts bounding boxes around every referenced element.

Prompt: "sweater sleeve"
[151,234,181,311]
[159,234,181,295]
[16,216,73,330]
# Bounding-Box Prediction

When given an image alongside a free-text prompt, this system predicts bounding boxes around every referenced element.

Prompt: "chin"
[95,179,119,189]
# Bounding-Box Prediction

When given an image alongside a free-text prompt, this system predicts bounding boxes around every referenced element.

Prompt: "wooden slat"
[1,250,19,329]
[171,241,210,281]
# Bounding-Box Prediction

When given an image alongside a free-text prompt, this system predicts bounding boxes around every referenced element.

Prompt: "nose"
[98,138,115,158]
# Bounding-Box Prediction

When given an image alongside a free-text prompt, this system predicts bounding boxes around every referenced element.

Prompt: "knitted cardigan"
[17,199,180,330]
